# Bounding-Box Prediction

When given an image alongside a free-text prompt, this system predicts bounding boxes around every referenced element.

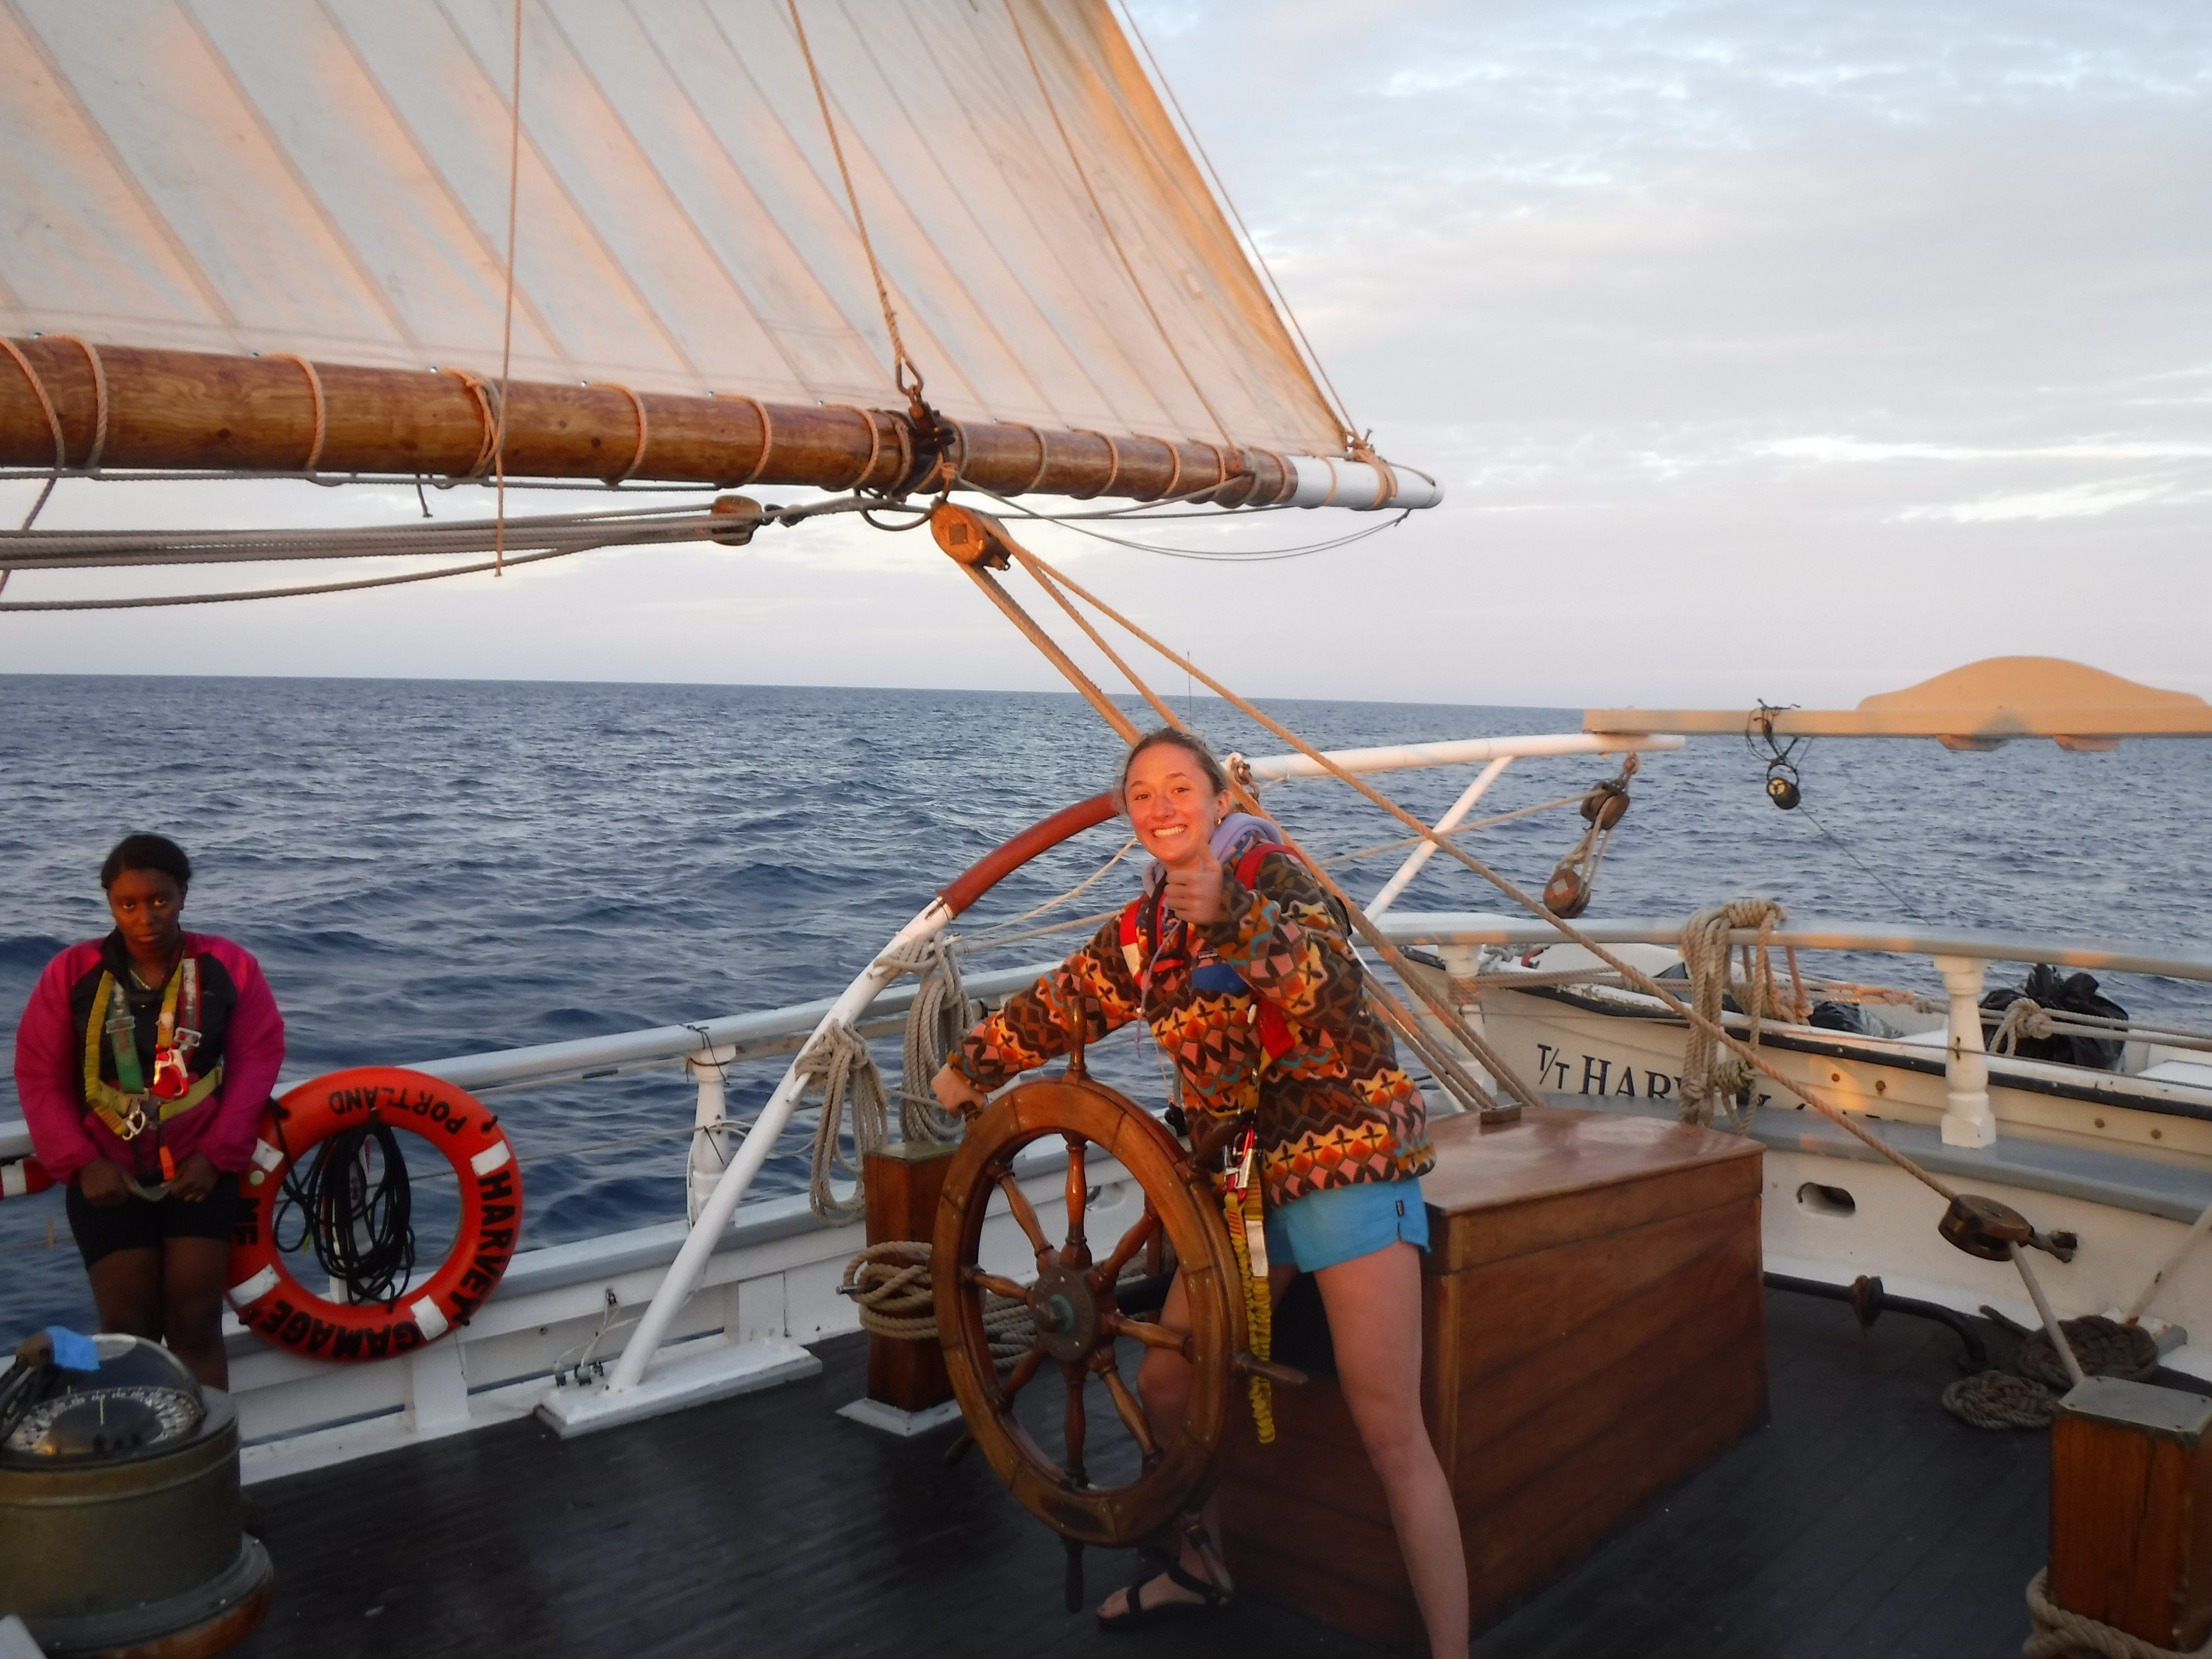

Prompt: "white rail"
[1240,731,1681,782]
[1377,914,2212,985]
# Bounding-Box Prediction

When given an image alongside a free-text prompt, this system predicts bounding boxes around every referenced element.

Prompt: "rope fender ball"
[227,1066,521,1363]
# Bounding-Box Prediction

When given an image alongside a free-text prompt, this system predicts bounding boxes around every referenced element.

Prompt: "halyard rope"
[786,0,928,409]
[0,336,66,548]
[1004,546,1966,1206]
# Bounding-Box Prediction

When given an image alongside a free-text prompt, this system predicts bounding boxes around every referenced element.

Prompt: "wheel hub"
[1029,1263,1099,1362]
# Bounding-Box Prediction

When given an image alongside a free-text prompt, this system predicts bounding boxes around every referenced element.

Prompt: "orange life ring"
[226,1067,521,1364]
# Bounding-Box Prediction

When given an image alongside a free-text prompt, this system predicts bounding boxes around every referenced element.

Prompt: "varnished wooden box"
[1218,1106,1767,1648]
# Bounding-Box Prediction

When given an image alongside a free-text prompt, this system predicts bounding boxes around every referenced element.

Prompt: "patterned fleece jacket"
[954,814,1432,1210]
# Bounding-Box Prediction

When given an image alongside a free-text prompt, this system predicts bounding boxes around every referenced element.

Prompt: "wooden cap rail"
[0,337,1298,508]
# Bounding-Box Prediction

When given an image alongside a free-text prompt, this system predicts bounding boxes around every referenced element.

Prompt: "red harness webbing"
[1118,841,1299,1060]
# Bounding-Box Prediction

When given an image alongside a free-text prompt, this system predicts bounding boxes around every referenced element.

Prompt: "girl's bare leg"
[1314,1240,1467,1658]
[1095,1264,1294,1618]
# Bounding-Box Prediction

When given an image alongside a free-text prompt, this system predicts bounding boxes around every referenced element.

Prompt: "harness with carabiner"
[1118,838,1303,1068]
[81,956,224,1155]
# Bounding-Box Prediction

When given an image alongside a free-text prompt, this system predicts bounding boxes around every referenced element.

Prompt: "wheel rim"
[932,1074,1246,1547]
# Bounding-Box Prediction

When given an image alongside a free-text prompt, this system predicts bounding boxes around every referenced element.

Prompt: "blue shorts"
[1262,1179,1429,1274]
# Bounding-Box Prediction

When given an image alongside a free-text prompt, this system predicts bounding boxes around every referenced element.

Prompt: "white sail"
[0,0,1346,456]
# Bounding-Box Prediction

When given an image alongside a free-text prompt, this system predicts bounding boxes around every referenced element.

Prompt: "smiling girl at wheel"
[934,729,1467,1654]
[12,834,285,1390]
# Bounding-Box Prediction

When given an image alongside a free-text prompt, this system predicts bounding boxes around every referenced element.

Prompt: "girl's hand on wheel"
[931,1062,988,1116]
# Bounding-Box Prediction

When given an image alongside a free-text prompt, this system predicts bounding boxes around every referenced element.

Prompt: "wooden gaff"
[0,338,1298,507]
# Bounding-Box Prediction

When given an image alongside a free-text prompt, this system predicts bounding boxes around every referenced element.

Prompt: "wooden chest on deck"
[1218,1106,1767,1647]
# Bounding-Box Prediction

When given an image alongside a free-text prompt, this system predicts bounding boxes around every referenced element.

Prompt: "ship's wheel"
[933,1071,1250,1562]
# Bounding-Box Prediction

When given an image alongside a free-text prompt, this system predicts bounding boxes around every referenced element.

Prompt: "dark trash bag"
[1980,963,2128,1072]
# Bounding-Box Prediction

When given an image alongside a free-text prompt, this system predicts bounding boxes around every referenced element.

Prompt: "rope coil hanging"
[797,1020,891,1225]
[1678,899,1808,1131]
[880,933,978,1145]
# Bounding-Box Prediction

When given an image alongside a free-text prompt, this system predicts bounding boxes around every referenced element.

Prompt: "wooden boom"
[0,337,1298,507]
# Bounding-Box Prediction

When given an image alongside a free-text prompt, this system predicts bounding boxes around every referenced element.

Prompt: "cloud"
[5,0,2210,706]
[1898,478,2205,522]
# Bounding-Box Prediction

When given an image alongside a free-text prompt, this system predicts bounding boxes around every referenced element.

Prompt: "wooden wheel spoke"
[1104,1312,1193,1360]
[1062,1363,1088,1485]
[1090,1206,1160,1290]
[964,1267,1034,1302]
[995,1346,1046,1412]
[1091,1349,1160,1460]
[996,1170,1054,1268]
[1062,1134,1090,1263]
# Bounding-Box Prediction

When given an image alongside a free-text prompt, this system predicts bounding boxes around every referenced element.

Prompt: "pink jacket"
[13,931,286,1182]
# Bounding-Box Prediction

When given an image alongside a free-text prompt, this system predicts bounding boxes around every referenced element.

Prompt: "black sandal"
[1095,1554,1232,1632]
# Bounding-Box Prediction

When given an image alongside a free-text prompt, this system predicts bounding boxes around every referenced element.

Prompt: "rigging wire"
[957,478,1410,559]
[1001,0,1235,449]
[1791,794,1932,925]
[494,0,525,577]
[786,0,928,411]
[1112,0,1360,445]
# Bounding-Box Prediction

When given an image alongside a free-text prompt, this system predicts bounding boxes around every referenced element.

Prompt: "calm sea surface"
[4,674,2208,1334]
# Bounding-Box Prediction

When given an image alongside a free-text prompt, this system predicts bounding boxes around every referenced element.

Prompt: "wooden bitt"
[2049,1377,2212,1650]
[1216,1106,1767,1650]
[0,336,1299,506]
[861,1139,962,1414]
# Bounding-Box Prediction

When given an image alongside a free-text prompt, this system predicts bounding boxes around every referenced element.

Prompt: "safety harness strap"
[1118,841,1302,1060]
[82,967,223,1141]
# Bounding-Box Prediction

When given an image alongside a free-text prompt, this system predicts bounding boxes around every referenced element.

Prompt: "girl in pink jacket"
[13,834,285,1388]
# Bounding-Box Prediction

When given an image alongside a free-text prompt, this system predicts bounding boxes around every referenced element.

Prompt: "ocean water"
[4,673,2208,1335]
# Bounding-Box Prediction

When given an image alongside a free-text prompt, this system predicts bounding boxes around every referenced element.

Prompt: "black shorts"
[65,1172,240,1267]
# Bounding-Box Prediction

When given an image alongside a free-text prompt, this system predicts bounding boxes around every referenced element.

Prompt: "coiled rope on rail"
[840,1239,1035,1368]
[2026,1567,2212,1659]
[1678,900,1808,1131]
[882,934,978,1146]
[798,1021,891,1226]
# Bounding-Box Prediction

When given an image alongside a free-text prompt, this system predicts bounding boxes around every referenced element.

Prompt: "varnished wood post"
[2050,1378,2212,1649]
[864,1140,961,1414]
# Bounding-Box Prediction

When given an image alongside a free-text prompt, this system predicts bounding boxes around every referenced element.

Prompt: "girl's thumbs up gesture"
[1163,840,1225,926]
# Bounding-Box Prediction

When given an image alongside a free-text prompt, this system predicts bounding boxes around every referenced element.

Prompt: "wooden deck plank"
[230,1287,2057,1659]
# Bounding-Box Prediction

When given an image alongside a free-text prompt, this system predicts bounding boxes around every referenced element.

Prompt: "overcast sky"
[4,0,2206,711]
